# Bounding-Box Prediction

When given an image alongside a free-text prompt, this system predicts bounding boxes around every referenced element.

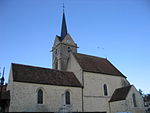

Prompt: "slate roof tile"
[12,63,82,87]
[109,85,132,102]
[73,53,126,77]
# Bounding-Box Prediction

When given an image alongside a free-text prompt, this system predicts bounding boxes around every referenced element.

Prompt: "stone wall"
[8,81,82,112]
[52,34,77,70]
[67,53,83,85]
[110,86,146,113]
[83,72,124,112]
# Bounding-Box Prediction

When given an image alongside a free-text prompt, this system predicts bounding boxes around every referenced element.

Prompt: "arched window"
[132,93,137,107]
[37,89,43,104]
[103,84,108,96]
[65,91,70,105]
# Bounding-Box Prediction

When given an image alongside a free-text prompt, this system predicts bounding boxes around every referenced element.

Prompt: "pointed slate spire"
[60,7,68,41]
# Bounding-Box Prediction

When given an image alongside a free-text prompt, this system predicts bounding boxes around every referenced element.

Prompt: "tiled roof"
[12,63,82,87]
[73,53,126,77]
[109,85,132,102]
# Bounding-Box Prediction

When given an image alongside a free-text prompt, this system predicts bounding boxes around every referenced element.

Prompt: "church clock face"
[66,39,71,43]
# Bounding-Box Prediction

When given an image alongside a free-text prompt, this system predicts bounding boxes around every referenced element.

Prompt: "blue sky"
[0,0,150,94]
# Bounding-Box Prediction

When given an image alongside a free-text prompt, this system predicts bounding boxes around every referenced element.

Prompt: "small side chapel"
[0,11,146,113]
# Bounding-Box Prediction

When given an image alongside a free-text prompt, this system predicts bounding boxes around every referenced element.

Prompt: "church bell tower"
[52,11,78,71]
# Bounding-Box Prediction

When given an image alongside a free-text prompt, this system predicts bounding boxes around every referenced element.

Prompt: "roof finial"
[63,3,65,13]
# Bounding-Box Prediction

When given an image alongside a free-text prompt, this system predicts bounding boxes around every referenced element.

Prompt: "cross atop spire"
[60,4,68,41]
[63,3,65,13]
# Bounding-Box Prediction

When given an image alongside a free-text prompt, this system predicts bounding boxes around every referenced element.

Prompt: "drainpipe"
[81,70,84,112]
[109,101,111,113]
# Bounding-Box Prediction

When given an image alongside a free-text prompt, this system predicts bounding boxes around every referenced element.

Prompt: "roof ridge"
[116,85,132,90]
[74,53,107,60]
[11,63,73,73]
[106,60,126,77]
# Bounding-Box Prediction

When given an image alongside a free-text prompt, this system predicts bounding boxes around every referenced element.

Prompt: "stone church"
[0,12,146,113]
